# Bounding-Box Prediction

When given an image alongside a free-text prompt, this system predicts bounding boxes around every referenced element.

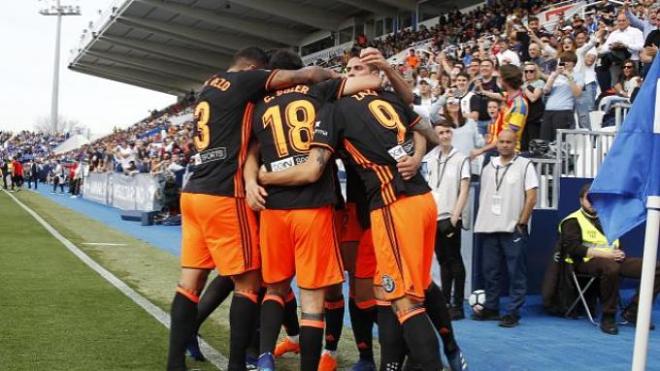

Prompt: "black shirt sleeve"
[237,69,278,101]
[560,219,589,259]
[311,78,347,103]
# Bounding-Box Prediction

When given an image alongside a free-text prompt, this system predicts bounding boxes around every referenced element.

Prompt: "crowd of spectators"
[306,0,659,160]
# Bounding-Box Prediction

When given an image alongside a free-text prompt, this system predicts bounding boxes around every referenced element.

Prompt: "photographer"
[541,51,583,142]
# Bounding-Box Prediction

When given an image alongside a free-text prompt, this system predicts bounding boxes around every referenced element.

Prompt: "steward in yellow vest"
[558,183,660,335]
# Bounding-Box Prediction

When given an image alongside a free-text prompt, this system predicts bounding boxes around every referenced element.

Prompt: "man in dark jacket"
[559,183,660,335]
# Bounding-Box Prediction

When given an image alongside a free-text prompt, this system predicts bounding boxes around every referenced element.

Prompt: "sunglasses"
[623,65,634,69]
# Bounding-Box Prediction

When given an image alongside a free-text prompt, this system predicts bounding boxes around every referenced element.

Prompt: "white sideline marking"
[3,190,227,370]
[82,242,128,246]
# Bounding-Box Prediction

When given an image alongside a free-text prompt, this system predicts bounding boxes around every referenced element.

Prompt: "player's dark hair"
[232,47,269,68]
[268,49,303,70]
[499,64,523,90]
[579,182,592,199]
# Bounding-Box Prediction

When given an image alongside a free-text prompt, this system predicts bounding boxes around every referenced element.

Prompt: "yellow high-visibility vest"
[559,209,620,263]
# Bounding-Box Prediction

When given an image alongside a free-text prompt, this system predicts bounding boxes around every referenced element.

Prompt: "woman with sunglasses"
[598,59,642,114]
[521,62,545,151]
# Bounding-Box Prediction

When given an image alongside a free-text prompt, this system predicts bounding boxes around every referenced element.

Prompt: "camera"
[558,62,566,67]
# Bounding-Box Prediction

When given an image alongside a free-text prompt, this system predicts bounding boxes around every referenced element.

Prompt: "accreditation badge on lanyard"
[491,158,515,216]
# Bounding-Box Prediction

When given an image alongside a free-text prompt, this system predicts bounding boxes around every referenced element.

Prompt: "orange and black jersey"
[312,90,430,211]
[185,69,279,197]
[252,79,347,209]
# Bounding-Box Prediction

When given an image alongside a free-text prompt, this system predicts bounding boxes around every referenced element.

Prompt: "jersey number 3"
[194,101,211,151]
[368,99,407,144]
[262,100,315,157]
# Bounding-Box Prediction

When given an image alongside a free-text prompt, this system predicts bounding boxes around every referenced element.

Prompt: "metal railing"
[613,102,632,129]
[531,128,619,210]
[556,129,617,179]
[531,158,561,210]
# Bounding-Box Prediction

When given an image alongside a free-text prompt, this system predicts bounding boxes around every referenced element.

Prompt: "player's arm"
[397,132,426,180]
[244,142,268,211]
[410,115,440,146]
[268,66,339,90]
[258,146,332,186]
[341,75,383,96]
[360,48,414,104]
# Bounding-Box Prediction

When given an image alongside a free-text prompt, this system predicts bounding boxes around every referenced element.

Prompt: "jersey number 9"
[368,99,407,144]
[262,100,315,158]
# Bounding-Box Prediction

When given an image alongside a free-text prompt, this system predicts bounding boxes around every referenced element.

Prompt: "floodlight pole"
[39,0,80,134]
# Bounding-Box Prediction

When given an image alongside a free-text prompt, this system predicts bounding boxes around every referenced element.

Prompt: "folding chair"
[565,269,599,326]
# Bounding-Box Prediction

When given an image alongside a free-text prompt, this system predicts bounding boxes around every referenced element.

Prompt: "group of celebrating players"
[166,45,469,371]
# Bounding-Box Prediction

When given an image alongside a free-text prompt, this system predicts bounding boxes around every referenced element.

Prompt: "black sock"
[167,290,199,371]
[324,296,345,351]
[248,288,266,358]
[349,298,375,361]
[400,309,442,370]
[425,283,458,355]
[259,294,285,355]
[377,303,405,371]
[228,291,258,371]
[300,312,324,371]
[282,289,300,336]
[195,275,234,332]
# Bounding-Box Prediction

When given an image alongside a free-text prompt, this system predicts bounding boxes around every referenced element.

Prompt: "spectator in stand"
[599,59,642,113]
[598,11,645,84]
[496,38,520,67]
[417,80,436,108]
[470,59,503,135]
[405,48,420,69]
[575,28,602,130]
[641,8,660,71]
[521,62,545,151]
[624,0,657,39]
[542,51,584,141]
[438,97,484,159]
[526,42,553,78]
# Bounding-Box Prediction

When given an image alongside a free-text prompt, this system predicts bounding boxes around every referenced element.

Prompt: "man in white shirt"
[496,39,521,67]
[599,12,645,83]
[472,130,538,328]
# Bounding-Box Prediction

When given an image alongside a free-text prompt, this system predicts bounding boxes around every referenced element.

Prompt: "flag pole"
[631,79,660,371]
[631,196,660,371]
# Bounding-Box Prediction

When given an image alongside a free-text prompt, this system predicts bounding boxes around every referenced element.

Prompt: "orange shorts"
[370,193,437,301]
[354,229,377,279]
[180,193,260,276]
[341,202,364,243]
[260,206,344,289]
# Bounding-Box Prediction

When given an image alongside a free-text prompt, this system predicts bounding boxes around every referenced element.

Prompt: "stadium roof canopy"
[69,0,466,96]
